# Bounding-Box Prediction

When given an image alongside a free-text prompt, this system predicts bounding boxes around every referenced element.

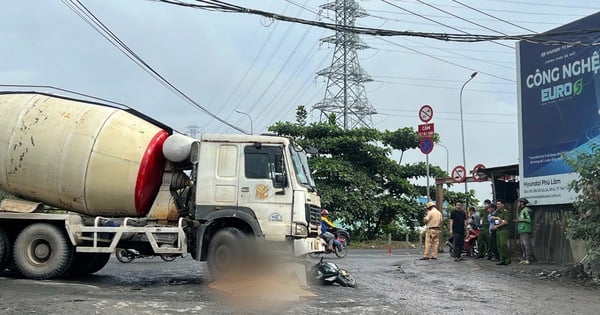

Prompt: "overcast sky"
[1,0,599,204]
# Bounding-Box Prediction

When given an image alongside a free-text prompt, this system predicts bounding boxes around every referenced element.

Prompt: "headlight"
[294,223,308,235]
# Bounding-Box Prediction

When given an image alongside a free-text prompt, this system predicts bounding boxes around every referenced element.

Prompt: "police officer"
[491,199,512,265]
[420,201,443,260]
[475,199,491,259]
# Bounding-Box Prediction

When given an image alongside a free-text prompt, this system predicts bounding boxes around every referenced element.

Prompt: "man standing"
[491,199,512,265]
[515,198,533,264]
[487,203,500,261]
[476,200,491,259]
[420,201,443,260]
[450,202,467,261]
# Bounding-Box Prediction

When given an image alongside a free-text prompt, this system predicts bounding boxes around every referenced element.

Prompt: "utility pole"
[313,0,377,129]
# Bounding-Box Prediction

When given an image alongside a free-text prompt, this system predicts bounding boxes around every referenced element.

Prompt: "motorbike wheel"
[336,269,357,287]
[115,248,135,263]
[334,239,348,258]
[160,254,177,262]
[470,241,479,257]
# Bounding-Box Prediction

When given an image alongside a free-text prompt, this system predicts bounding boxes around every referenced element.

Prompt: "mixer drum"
[0,93,168,216]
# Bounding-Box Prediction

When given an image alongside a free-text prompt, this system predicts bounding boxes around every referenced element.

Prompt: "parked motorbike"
[447,227,480,257]
[115,248,178,263]
[308,257,357,287]
[309,227,350,258]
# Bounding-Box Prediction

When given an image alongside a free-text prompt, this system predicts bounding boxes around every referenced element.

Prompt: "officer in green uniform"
[491,199,512,265]
[475,199,492,258]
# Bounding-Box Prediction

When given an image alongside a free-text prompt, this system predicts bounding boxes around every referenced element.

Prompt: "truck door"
[238,144,293,241]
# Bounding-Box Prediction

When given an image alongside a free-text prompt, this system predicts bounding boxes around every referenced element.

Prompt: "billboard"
[518,12,600,205]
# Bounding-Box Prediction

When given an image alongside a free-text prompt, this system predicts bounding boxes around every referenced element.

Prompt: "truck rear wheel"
[207,227,246,279]
[0,228,10,271]
[13,223,74,280]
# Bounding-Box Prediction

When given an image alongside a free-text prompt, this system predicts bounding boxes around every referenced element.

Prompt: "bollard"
[387,233,392,256]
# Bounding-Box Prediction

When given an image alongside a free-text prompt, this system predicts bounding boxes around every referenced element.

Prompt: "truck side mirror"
[274,174,287,189]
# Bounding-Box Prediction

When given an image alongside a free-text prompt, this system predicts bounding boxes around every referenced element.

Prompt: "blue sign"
[518,12,600,205]
[419,137,434,155]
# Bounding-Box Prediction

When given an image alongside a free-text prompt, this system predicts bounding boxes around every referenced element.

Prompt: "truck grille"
[306,204,321,227]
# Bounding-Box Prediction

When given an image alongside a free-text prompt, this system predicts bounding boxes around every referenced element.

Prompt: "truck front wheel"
[207,227,246,280]
[13,223,74,280]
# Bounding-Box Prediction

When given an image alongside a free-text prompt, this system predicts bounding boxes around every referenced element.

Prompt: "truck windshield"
[289,144,316,191]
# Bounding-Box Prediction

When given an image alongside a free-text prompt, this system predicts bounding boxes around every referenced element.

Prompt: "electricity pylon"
[313,0,377,129]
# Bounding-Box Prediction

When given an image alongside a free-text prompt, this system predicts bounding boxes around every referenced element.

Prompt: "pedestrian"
[487,203,500,261]
[468,206,480,230]
[491,199,512,265]
[450,202,467,261]
[420,201,443,260]
[476,200,491,259]
[515,198,534,264]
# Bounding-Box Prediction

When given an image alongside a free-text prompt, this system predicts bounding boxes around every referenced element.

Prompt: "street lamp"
[436,143,449,175]
[234,109,253,135]
[459,72,477,204]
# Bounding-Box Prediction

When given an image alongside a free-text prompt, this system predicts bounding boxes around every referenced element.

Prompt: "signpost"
[418,105,434,201]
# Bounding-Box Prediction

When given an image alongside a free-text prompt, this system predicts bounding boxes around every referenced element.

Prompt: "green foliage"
[269,109,458,240]
[565,148,600,258]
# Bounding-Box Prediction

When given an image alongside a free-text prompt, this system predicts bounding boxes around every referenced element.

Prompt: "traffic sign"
[472,163,487,182]
[451,165,467,183]
[418,123,435,138]
[418,104,433,123]
[419,137,434,154]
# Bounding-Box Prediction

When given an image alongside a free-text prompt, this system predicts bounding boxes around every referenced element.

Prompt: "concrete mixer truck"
[0,92,324,280]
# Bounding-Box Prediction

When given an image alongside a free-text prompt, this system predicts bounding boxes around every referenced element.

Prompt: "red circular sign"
[418,105,433,123]
[472,163,487,182]
[451,165,466,183]
[419,137,434,154]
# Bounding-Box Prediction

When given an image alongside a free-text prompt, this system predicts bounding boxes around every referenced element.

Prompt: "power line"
[62,0,247,133]
[452,0,537,33]
[383,0,513,49]
[151,0,600,46]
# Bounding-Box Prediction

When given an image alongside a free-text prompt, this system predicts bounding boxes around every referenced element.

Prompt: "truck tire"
[0,228,10,271]
[13,223,74,280]
[66,253,110,276]
[207,227,246,280]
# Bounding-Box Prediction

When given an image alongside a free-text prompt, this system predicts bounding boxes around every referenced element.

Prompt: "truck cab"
[184,134,322,277]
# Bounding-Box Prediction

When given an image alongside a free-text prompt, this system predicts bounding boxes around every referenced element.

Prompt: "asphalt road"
[1,249,599,314]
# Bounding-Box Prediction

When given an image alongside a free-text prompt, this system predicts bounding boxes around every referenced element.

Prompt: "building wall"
[530,204,586,264]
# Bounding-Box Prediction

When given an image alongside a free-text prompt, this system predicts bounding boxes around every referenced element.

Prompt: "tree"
[269,111,447,240]
[565,148,600,258]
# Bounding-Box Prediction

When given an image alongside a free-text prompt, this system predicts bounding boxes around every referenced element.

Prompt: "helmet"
[426,201,436,209]
[518,198,529,205]
[321,209,329,216]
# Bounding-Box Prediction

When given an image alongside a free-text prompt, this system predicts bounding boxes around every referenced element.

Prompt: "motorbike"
[447,227,480,257]
[308,257,357,287]
[309,227,350,258]
[115,248,178,263]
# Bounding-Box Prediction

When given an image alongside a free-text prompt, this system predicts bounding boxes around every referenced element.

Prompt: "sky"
[1,0,599,204]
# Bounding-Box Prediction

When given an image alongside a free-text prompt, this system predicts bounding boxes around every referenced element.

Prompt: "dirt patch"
[476,259,600,288]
